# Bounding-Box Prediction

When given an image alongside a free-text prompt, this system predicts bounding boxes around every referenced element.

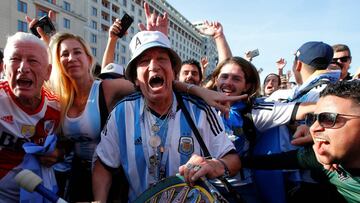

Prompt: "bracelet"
[218,159,230,178]
[186,84,195,96]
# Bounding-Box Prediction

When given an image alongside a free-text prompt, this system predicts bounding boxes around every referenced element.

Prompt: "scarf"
[20,134,58,203]
[222,101,247,129]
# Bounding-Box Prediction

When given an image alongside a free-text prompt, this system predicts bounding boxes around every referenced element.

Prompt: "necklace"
[144,101,173,182]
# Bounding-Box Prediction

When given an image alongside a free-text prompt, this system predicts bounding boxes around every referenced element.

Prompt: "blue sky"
[166,0,360,82]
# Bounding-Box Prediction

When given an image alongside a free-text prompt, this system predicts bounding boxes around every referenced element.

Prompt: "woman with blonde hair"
[49,32,136,202]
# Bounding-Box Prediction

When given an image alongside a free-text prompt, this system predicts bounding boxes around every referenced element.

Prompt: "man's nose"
[18,60,30,73]
[148,59,160,71]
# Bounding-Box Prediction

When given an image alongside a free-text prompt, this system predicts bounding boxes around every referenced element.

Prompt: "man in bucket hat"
[92,31,241,202]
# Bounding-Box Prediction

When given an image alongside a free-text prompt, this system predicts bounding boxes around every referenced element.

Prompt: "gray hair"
[3,32,49,63]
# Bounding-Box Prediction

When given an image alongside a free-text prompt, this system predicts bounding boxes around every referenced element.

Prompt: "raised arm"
[199,21,232,63]
[102,19,123,69]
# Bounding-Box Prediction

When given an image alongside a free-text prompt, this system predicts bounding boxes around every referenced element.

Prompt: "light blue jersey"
[95,92,234,201]
[64,80,102,161]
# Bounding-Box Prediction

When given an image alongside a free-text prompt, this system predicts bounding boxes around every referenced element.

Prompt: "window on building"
[130,27,134,34]
[114,53,119,63]
[17,20,27,32]
[17,0,27,13]
[44,0,53,3]
[91,33,97,43]
[91,47,97,56]
[63,18,70,29]
[91,20,97,30]
[131,4,135,12]
[92,7,97,16]
[138,8,142,16]
[37,9,47,18]
[63,1,71,11]
[121,56,126,65]
[122,0,127,7]
[121,45,126,53]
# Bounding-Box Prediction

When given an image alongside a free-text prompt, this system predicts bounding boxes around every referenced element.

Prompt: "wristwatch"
[218,159,230,178]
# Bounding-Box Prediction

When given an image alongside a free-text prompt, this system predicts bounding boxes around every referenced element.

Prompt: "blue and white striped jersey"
[95,92,234,201]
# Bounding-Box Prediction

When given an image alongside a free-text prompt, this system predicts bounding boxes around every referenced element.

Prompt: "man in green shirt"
[244,80,360,203]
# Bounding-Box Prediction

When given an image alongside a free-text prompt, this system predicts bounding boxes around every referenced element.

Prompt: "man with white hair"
[0,32,61,202]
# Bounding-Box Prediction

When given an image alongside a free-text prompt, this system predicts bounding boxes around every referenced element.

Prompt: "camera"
[30,15,56,38]
[117,13,134,38]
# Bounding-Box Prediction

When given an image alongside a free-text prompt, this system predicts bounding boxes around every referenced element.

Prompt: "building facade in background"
[0,0,218,76]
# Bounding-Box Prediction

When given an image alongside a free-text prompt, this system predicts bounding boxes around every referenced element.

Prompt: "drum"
[134,175,228,203]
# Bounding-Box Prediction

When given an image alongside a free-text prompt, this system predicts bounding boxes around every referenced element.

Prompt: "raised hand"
[138,2,168,36]
[200,56,209,74]
[108,18,122,40]
[198,21,224,39]
[276,58,287,70]
[244,51,253,62]
[26,10,55,45]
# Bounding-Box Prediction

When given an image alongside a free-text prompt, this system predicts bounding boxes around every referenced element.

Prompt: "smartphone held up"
[117,13,134,38]
[30,15,56,38]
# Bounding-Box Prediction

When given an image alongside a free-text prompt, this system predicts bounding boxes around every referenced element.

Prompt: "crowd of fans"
[0,2,359,203]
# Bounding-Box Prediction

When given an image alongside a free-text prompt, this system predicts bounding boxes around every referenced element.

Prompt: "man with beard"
[178,59,202,85]
[92,30,241,202]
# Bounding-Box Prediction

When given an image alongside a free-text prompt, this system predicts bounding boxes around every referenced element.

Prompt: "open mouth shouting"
[313,135,330,155]
[16,77,33,89]
[149,75,165,90]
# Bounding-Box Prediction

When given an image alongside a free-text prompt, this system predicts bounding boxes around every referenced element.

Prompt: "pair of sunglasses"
[305,112,360,128]
[332,56,351,63]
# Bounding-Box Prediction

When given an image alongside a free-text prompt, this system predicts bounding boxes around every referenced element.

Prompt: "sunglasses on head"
[305,112,360,128]
[332,56,351,63]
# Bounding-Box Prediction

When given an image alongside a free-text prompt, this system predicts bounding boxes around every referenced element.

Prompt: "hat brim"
[98,72,124,80]
[125,43,181,83]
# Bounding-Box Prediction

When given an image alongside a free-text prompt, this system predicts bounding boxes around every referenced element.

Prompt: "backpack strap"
[98,81,109,130]
[175,91,244,203]
[288,79,330,102]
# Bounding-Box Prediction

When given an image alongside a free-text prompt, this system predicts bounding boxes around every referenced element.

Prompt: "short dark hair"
[181,59,202,81]
[263,73,281,86]
[320,80,360,103]
[332,44,351,57]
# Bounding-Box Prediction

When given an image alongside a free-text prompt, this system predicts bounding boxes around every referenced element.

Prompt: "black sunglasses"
[332,56,351,63]
[305,112,360,128]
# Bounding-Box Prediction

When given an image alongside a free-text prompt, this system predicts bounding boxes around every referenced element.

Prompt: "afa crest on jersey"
[178,136,194,155]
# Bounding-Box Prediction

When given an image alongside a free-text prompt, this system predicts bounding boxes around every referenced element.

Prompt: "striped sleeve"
[252,101,297,132]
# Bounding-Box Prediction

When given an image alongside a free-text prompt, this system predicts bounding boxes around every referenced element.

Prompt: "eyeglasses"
[305,112,360,128]
[332,56,351,63]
